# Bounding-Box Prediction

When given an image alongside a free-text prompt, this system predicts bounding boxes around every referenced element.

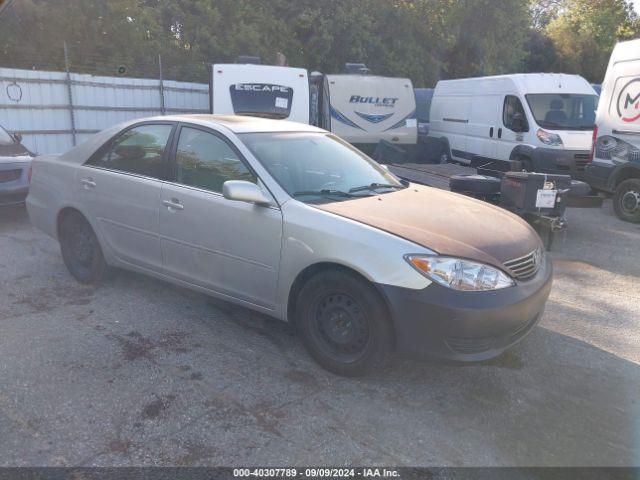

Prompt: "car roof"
[149,114,325,134]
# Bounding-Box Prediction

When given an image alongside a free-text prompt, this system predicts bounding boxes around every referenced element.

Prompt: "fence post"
[158,54,166,115]
[63,41,77,146]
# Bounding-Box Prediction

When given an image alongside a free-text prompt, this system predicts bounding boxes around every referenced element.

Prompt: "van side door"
[465,95,502,163]
[496,95,530,163]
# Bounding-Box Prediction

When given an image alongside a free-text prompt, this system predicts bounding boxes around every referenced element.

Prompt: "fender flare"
[608,164,640,191]
[509,145,535,161]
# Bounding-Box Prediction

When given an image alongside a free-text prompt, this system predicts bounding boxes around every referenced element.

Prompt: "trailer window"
[229,83,294,119]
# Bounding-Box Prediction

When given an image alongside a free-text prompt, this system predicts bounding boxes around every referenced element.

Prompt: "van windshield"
[239,132,404,201]
[525,93,597,130]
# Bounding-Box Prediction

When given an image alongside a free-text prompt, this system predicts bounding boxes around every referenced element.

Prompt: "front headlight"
[405,255,515,291]
[536,129,563,146]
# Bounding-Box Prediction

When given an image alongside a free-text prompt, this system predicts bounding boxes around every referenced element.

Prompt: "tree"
[443,0,532,78]
[544,0,640,82]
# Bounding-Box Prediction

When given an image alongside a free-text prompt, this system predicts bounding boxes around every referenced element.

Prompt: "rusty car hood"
[315,184,541,268]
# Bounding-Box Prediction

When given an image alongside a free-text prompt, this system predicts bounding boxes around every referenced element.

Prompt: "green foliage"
[544,0,639,82]
[0,0,637,85]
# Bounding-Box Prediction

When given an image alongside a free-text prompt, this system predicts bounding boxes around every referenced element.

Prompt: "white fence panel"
[0,67,210,155]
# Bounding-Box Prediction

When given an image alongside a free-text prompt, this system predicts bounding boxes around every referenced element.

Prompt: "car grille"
[503,248,542,281]
[574,153,590,171]
[0,169,21,183]
[445,316,537,355]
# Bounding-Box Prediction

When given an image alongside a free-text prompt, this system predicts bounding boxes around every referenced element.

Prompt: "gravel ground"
[0,201,638,467]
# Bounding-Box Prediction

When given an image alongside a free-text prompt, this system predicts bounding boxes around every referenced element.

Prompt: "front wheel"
[613,178,640,223]
[59,211,108,284]
[295,271,393,376]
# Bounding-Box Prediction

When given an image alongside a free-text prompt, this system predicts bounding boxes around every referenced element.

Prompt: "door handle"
[80,178,96,189]
[489,127,494,138]
[498,128,503,139]
[162,199,184,210]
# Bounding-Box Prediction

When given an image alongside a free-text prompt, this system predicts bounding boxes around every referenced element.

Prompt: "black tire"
[517,156,533,172]
[439,141,451,164]
[295,270,393,377]
[569,180,592,198]
[613,178,640,223]
[59,211,108,284]
[449,174,501,195]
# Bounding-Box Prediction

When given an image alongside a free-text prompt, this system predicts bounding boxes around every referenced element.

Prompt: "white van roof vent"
[344,63,370,75]
[235,55,261,65]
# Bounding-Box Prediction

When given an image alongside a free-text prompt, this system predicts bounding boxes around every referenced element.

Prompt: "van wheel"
[613,178,640,223]
[295,270,392,377]
[517,156,533,172]
[59,211,108,284]
[439,142,451,164]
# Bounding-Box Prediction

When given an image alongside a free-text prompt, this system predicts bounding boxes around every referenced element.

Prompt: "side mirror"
[12,132,22,143]
[223,180,273,206]
[511,113,525,133]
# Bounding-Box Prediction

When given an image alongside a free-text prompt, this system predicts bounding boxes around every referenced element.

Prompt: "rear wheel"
[613,178,640,223]
[439,141,451,164]
[295,270,392,376]
[59,211,108,284]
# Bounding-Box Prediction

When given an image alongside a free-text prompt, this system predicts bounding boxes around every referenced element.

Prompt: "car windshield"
[525,93,597,130]
[239,132,404,201]
[0,126,14,145]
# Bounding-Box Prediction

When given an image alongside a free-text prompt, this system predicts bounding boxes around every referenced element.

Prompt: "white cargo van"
[585,39,640,223]
[209,63,310,123]
[429,74,598,177]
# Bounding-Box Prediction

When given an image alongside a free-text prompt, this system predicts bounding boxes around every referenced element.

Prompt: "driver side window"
[503,96,529,132]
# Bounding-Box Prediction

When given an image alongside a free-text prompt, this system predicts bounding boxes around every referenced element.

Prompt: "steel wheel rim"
[311,292,371,362]
[621,189,640,214]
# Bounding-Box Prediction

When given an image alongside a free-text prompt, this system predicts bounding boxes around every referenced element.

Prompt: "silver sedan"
[27,115,551,376]
[0,126,33,206]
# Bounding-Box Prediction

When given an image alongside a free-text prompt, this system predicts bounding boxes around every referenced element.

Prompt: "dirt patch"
[203,394,286,437]
[481,351,524,370]
[142,394,176,420]
[13,283,95,314]
[106,438,133,455]
[175,442,218,466]
[284,369,321,389]
[108,330,191,363]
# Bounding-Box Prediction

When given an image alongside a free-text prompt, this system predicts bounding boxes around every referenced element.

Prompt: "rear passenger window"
[174,127,255,193]
[88,124,173,179]
[503,96,529,132]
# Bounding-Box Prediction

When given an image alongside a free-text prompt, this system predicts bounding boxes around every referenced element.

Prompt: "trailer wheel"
[613,178,640,223]
[449,174,501,195]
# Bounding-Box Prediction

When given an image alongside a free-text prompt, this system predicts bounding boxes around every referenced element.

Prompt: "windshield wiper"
[293,189,355,198]
[349,183,404,193]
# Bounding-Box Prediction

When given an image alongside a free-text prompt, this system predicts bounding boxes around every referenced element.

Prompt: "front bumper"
[378,255,553,361]
[0,161,30,206]
[531,148,590,180]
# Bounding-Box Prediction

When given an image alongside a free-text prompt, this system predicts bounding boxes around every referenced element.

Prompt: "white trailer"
[209,64,310,123]
[210,62,417,153]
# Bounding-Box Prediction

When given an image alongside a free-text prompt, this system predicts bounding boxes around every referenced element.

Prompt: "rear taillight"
[588,125,598,163]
